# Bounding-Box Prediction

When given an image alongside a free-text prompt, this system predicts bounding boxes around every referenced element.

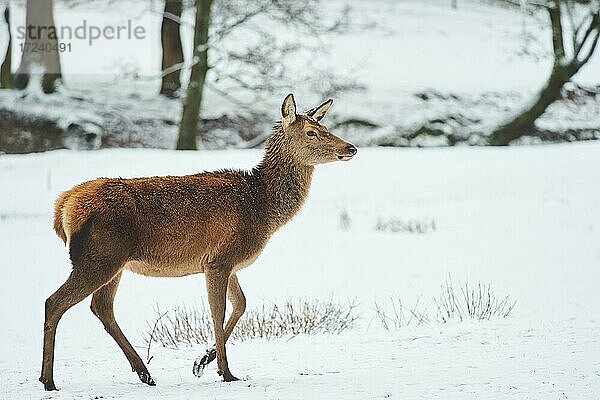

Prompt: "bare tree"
[160,0,184,98]
[176,0,362,150]
[207,0,357,102]
[13,0,62,93]
[1,6,11,89]
[489,0,600,145]
[178,0,213,150]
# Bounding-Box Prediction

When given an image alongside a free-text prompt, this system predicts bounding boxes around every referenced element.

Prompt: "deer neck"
[254,127,314,231]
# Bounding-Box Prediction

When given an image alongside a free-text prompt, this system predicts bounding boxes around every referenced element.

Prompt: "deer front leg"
[204,267,239,382]
[193,273,246,377]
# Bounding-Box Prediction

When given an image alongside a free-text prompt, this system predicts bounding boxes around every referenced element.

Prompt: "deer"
[40,94,357,391]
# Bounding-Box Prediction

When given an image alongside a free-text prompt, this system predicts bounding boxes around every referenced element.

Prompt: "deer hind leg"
[193,273,246,377]
[40,259,124,391]
[204,267,239,382]
[90,272,155,386]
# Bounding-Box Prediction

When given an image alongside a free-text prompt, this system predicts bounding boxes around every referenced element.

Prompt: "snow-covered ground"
[1,142,600,399]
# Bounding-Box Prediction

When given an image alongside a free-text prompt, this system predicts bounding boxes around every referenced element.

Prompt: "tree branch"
[578,29,600,65]
[564,0,579,51]
[204,81,253,109]
[575,11,600,58]
[548,0,566,62]
[213,5,269,40]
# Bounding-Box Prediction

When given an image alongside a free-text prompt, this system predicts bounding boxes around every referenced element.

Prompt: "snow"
[1,142,600,398]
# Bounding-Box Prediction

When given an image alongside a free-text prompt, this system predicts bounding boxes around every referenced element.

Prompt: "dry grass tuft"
[375,216,436,234]
[374,278,516,330]
[434,278,516,323]
[145,298,359,349]
[374,297,430,330]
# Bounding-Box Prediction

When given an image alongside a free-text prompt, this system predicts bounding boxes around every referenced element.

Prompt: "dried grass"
[374,278,516,330]
[375,217,436,234]
[145,298,359,349]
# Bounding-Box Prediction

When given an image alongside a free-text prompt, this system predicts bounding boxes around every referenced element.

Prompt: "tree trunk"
[160,0,184,98]
[177,0,213,150]
[488,63,578,145]
[488,2,599,146]
[1,6,12,89]
[13,0,62,93]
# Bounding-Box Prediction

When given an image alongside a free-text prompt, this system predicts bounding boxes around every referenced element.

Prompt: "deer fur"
[40,94,357,391]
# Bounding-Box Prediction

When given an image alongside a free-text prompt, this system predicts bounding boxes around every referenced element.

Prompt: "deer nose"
[346,144,357,155]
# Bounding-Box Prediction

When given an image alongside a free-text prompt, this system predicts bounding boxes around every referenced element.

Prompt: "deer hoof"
[137,370,156,386]
[40,377,57,391]
[193,347,216,378]
[219,370,240,382]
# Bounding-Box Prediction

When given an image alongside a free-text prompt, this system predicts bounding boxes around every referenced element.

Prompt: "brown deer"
[40,94,357,391]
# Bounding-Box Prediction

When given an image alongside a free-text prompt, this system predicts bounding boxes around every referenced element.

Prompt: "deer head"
[280,93,357,166]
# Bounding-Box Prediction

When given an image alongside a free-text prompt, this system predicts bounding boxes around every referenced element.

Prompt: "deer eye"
[307,130,317,137]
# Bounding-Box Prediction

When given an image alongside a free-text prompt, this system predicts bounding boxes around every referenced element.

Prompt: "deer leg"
[90,272,155,386]
[193,273,246,377]
[223,274,247,341]
[204,267,239,382]
[40,262,123,391]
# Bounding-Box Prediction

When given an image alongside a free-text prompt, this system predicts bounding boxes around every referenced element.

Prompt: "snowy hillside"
[1,143,600,399]
[0,0,598,150]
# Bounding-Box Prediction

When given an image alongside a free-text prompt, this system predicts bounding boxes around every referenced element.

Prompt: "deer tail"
[53,191,70,244]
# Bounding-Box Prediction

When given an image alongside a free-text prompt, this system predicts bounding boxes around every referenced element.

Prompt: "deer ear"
[306,98,333,122]
[281,93,297,127]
